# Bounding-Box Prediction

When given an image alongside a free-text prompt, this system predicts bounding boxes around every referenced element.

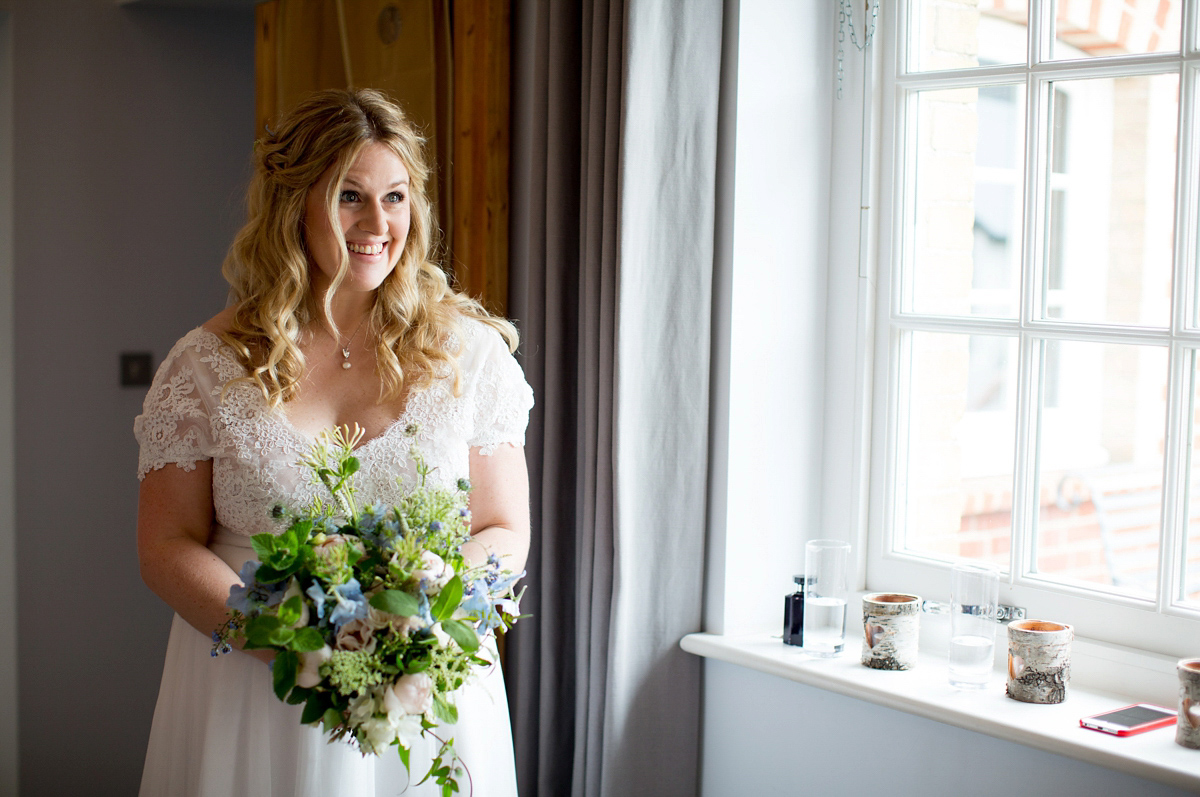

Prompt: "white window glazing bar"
[897,54,1189,91]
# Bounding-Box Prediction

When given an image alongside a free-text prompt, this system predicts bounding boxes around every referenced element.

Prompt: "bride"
[134,89,531,796]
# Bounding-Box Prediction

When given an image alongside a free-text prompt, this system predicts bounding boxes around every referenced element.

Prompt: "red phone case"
[1079,704,1178,737]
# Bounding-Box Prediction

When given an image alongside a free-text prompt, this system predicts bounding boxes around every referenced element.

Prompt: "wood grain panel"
[451,0,509,315]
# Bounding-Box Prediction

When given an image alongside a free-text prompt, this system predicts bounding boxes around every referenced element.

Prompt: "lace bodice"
[134,320,533,539]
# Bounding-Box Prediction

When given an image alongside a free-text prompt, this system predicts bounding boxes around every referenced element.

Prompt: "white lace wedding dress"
[134,319,532,797]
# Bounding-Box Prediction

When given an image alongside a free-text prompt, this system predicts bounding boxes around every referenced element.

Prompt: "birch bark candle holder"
[1006,620,1072,704]
[860,593,921,671]
[1177,658,1200,749]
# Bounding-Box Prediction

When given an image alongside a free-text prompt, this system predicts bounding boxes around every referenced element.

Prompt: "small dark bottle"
[783,575,811,647]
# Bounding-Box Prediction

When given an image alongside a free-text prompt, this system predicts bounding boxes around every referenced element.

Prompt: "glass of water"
[948,562,1000,689]
[803,540,852,657]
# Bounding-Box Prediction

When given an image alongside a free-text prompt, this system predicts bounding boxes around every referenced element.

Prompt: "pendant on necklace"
[342,348,352,369]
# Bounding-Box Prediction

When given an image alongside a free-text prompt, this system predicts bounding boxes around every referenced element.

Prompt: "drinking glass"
[803,540,852,657]
[948,562,1000,689]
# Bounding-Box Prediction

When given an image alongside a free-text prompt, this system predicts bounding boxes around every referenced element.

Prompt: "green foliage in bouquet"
[214,425,526,796]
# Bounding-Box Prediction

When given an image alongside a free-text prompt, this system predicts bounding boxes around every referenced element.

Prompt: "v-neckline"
[193,326,417,456]
[273,406,415,456]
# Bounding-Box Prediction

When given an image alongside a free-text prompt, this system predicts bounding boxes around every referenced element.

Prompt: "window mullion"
[1009,39,1049,586]
[1186,0,1198,56]
[1011,333,1039,585]
[1031,0,1051,67]
[1166,60,1200,611]
[1161,344,1190,611]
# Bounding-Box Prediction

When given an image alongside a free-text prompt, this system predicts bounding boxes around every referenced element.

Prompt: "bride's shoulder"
[200,306,237,337]
[156,308,243,381]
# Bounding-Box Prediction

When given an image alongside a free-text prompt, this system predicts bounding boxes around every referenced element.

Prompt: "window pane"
[912,0,1029,72]
[1053,0,1181,61]
[910,86,1025,317]
[1033,340,1167,598]
[1041,73,1178,327]
[898,331,1017,568]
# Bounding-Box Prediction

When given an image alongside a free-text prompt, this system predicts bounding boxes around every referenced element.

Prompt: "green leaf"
[430,576,463,622]
[256,559,305,583]
[249,534,277,561]
[397,744,410,774]
[301,691,329,725]
[277,595,303,627]
[343,457,360,476]
[370,589,419,617]
[431,694,458,725]
[291,627,325,653]
[254,565,288,583]
[273,651,298,700]
[322,707,342,732]
[244,615,283,647]
[286,685,312,706]
[268,627,296,647]
[439,618,480,653]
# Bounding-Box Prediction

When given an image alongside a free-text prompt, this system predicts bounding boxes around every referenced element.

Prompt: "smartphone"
[1080,704,1178,736]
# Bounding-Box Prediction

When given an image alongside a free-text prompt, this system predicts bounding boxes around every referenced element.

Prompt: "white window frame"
[863,0,1200,657]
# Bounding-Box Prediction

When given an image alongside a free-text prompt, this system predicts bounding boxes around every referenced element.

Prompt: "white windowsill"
[681,631,1200,793]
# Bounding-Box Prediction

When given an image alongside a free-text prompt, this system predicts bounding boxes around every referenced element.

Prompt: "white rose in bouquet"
[413,551,453,591]
[391,672,434,715]
[334,617,377,653]
[366,605,426,638]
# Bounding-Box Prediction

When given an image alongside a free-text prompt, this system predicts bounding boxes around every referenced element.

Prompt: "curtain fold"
[508,3,724,795]
[507,3,584,796]
[603,3,722,795]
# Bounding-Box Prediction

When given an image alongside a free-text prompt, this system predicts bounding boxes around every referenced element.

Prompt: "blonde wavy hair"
[220,88,516,407]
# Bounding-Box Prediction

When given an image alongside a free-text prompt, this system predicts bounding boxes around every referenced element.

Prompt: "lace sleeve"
[133,330,222,480]
[466,324,535,455]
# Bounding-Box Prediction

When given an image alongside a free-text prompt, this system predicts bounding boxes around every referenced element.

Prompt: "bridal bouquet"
[212,424,524,795]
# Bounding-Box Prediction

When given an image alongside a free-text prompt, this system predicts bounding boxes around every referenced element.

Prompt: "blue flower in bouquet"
[359,504,386,533]
[227,561,287,614]
[461,580,490,615]
[328,578,369,628]
[363,510,403,551]
[487,568,525,594]
[306,581,330,620]
[380,514,403,537]
[416,590,433,626]
[461,579,501,631]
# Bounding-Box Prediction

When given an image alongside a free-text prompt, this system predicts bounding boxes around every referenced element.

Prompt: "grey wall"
[2,1,254,793]
[701,660,1195,797]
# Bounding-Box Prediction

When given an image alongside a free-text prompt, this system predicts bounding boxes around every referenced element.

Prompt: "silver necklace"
[338,317,368,370]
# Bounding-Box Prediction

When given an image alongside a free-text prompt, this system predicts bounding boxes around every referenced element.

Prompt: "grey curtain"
[507,2,724,795]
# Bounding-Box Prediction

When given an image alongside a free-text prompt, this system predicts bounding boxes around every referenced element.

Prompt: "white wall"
[1,1,254,793]
[707,0,834,637]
